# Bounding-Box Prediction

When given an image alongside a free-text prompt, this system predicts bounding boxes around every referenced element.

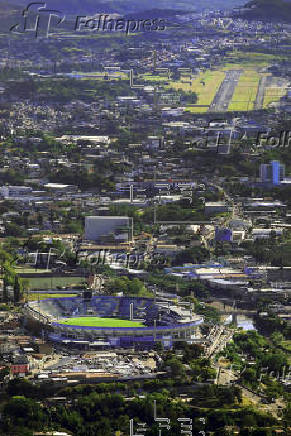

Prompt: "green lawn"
[263,87,286,108]
[168,70,225,113]
[27,293,77,301]
[228,70,261,111]
[27,277,85,290]
[140,73,171,82]
[58,317,144,327]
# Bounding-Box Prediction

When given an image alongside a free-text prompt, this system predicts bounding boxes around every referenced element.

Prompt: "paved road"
[205,327,233,358]
[209,70,242,112]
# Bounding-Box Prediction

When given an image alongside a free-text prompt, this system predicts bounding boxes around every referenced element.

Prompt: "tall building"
[260,160,285,186]
[85,216,130,242]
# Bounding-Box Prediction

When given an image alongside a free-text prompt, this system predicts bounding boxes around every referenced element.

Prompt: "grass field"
[27,293,77,301]
[27,277,85,290]
[140,73,170,82]
[263,87,286,108]
[58,316,144,328]
[228,70,261,111]
[223,51,280,70]
[168,70,225,113]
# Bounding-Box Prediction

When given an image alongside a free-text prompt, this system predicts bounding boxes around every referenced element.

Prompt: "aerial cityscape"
[0,0,290,435]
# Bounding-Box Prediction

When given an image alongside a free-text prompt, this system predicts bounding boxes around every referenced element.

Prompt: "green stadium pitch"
[58,317,144,328]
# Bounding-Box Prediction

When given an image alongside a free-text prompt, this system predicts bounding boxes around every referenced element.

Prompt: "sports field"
[58,316,144,328]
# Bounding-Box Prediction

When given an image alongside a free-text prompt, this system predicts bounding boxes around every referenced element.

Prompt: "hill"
[236,0,291,22]
[0,0,246,15]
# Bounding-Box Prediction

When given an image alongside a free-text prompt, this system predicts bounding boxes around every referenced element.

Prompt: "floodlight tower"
[153,50,157,71]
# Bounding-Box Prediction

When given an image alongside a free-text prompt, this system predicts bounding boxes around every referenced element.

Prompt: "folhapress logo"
[75,15,166,35]
[10,2,65,38]
[10,3,167,38]
[256,131,291,149]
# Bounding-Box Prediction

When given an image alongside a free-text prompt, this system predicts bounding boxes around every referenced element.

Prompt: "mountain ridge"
[0,0,246,15]
[235,0,291,22]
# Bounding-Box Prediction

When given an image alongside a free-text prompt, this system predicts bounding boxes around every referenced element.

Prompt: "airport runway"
[254,75,269,110]
[209,70,242,112]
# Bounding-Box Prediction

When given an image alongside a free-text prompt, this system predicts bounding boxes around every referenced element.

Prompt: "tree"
[13,276,22,303]
[0,366,9,381]
[270,331,284,346]
[241,367,257,386]
[7,379,39,398]
[3,396,46,430]
[173,246,210,266]
[163,356,186,380]
[182,343,204,361]
[241,413,257,428]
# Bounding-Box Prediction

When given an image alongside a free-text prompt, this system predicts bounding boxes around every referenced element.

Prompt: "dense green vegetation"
[106,276,152,297]
[218,331,290,401]
[0,384,285,435]
[0,247,27,303]
[240,237,291,267]
[2,340,288,435]
[3,78,135,103]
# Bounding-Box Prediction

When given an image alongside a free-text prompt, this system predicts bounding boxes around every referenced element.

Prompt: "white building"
[0,186,33,198]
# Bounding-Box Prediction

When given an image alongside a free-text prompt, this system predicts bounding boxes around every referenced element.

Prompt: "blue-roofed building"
[260,160,285,186]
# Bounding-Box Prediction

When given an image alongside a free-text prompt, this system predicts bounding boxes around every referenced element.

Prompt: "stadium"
[24,294,204,349]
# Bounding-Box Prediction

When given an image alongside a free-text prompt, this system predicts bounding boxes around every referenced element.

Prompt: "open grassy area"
[223,51,280,70]
[27,293,77,301]
[168,70,225,113]
[222,62,267,71]
[228,70,261,111]
[27,277,85,290]
[140,73,170,82]
[58,316,144,328]
[263,87,286,108]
